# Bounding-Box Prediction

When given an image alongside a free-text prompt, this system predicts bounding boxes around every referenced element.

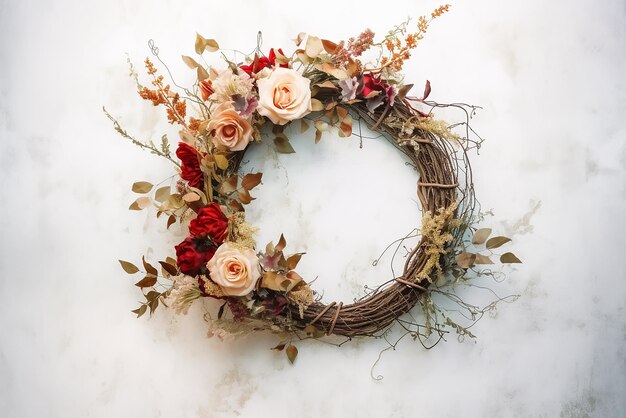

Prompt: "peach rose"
[256,67,312,125]
[207,243,261,296]
[207,102,253,151]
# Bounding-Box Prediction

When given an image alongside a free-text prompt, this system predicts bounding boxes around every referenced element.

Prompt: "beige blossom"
[207,243,261,296]
[256,67,312,125]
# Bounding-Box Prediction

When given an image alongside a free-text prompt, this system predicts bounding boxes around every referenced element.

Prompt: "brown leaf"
[182,192,201,203]
[182,55,200,69]
[455,252,476,268]
[132,304,147,318]
[204,38,219,52]
[154,186,170,203]
[396,84,414,101]
[219,175,238,195]
[166,256,177,267]
[238,189,253,204]
[335,106,348,119]
[322,39,341,54]
[286,253,304,270]
[195,33,219,54]
[286,344,298,364]
[339,115,352,137]
[271,342,286,351]
[300,119,310,133]
[474,254,494,264]
[310,98,324,111]
[214,154,229,170]
[241,172,263,190]
[315,63,348,80]
[159,261,178,276]
[472,228,492,245]
[315,129,322,143]
[228,199,244,213]
[166,214,176,229]
[129,196,151,210]
[135,274,157,288]
[197,66,209,81]
[142,256,158,276]
[276,234,287,252]
[500,252,522,263]
[315,80,337,89]
[132,181,153,194]
[274,135,296,154]
[486,236,512,250]
[119,260,139,274]
[194,33,206,55]
[261,271,281,291]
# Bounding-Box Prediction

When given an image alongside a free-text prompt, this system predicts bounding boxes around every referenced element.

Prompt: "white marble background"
[1,0,625,416]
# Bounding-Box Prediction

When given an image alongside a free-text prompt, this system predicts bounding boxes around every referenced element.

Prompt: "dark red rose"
[175,237,216,276]
[361,74,396,105]
[176,142,204,189]
[189,203,229,243]
[240,48,288,75]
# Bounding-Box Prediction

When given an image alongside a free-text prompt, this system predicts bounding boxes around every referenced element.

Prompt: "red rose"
[361,74,396,105]
[176,142,204,189]
[240,48,288,75]
[175,237,216,276]
[189,203,229,243]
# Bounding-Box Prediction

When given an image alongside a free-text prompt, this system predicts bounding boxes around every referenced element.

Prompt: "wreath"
[106,6,521,363]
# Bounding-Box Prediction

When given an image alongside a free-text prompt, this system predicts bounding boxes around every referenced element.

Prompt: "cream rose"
[207,243,261,296]
[207,102,253,151]
[256,67,312,125]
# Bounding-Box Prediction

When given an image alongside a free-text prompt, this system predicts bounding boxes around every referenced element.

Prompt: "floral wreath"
[107,6,521,363]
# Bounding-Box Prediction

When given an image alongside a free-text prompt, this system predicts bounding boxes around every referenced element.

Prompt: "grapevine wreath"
[107,7,521,363]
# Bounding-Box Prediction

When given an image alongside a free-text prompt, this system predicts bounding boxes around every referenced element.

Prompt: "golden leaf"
[119,260,139,274]
[286,344,298,364]
[181,55,199,69]
[214,154,229,170]
[132,181,153,194]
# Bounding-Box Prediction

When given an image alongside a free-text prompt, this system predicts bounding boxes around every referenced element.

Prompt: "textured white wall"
[0,0,624,416]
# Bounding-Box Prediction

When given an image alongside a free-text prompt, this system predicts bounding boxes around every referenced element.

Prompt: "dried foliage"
[107,8,522,363]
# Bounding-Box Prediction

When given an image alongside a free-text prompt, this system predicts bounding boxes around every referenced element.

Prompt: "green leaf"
[132,181,153,194]
[119,260,139,274]
[472,228,491,245]
[274,135,295,154]
[286,344,298,364]
[486,236,512,249]
[500,252,522,263]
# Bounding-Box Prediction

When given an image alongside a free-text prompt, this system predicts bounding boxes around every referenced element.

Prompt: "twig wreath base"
[109,10,521,363]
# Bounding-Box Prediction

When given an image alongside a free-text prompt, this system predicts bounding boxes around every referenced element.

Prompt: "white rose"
[207,243,260,296]
[256,67,312,125]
